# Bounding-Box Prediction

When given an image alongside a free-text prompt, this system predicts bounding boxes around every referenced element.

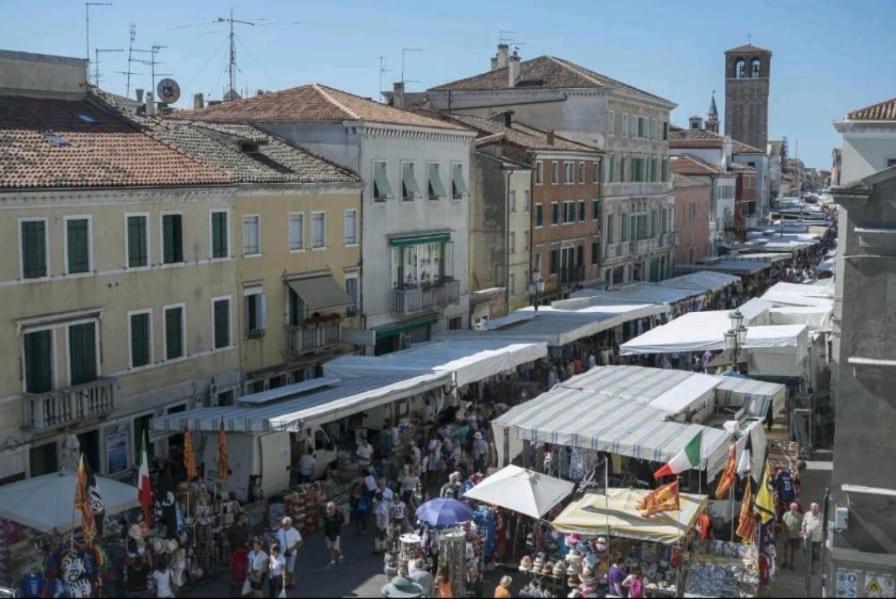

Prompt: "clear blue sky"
[4,0,894,169]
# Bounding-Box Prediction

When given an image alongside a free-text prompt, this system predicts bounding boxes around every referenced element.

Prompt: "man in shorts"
[277,516,303,587]
[323,502,344,568]
[781,502,803,570]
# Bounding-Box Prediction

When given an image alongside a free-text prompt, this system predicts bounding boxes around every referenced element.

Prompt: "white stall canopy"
[567,271,740,306]
[464,465,574,519]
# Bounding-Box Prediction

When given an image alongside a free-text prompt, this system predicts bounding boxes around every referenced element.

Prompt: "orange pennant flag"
[736,479,755,543]
[217,419,229,481]
[637,480,680,518]
[714,443,737,499]
[183,421,198,481]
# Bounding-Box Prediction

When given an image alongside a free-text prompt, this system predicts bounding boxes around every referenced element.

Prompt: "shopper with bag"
[246,538,269,598]
[276,517,302,588]
[323,502,344,568]
[267,543,287,599]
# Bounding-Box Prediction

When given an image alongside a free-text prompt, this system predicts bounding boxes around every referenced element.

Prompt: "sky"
[3,0,894,169]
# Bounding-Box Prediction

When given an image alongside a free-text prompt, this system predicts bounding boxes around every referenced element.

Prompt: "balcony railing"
[559,266,585,284]
[393,278,460,315]
[287,321,342,355]
[24,377,116,432]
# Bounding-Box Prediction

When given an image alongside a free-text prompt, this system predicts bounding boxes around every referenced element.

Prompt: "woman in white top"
[267,542,287,599]
[150,559,175,599]
[247,538,269,598]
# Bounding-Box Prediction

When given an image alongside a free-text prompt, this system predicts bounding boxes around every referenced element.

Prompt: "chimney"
[135,88,144,103]
[723,135,733,163]
[508,51,521,87]
[256,89,264,97]
[689,115,703,130]
[546,129,555,146]
[495,44,509,70]
[145,91,155,116]
[193,93,204,110]
[392,81,405,108]
[490,56,498,70]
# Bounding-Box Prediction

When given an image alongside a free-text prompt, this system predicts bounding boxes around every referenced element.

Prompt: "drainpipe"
[504,167,513,315]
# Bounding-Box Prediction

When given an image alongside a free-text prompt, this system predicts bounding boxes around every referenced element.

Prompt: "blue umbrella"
[415,498,474,528]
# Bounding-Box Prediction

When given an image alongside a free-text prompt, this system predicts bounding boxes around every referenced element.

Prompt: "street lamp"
[724,309,748,371]
[528,271,546,311]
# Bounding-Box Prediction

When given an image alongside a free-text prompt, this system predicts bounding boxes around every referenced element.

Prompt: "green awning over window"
[375,313,439,340]
[287,275,351,312]
[428,163,447,199]
[389,232,451,247]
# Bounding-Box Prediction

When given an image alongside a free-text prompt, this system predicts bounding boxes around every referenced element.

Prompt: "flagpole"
[729,480,735,541]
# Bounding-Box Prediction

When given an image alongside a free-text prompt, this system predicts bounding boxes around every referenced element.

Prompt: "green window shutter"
[127,216,147,267]
[24,330,53,393]
[68,323,97,386]
[165,307,183,359]
[214,300,230,349]
[130,313,150,368]
[66,219,90,274]
[21,221,47,279]
[212,212,228,258]
[163,214,184,263]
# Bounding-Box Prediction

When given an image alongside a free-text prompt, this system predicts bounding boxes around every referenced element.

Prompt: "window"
[23,329,53,393]
[577,162,585,184]
[288,213,304,251]
[608,110,615,136]
[508,272,515,296]
[661,159,669,182]
[549,249,559,274]
[213,297,231,349]
[564,162,574,184]
[607,155,615,183]
[161,213,184,264]
[523,190,530,212]
[533,246,543,274]
[663,122,669,140]
[551,161,559,184]
[163,305,185,360]
[20,218,48,279]
[621,212,629,241]
[750,58,761,78]
[651,118,658,140]
[373,161,393,201]
[551,202,559,225]
[622,113,629,138]
[620,157,627,182]
[592,161,600,183]
[591,241,598,264]
[578,200,586,222]
[535,204,544,227]
[64,216,91,274]
[345,273,359,315]
[638,117,646,138]
[344,209,357,245]
[242,215,261,256]
[592,199,600,220]
[509,231,516,254]
[210,210,228,259]
[451,163,467,199]
[427,163,447,200]
[535,161,543,185]
[523,230,529,251]
[311,212,326,249]
[67,322,97,386]
[126,214,148,268]
[563,201,576,224]
[509,190,517,213]
[401,162,420,201]
[244,289,267,337]
[128,311,152,368]
[606,214,614,243]
[735,59,745,79]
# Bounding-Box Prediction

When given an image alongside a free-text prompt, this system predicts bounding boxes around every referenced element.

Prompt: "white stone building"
[833,97,896,183]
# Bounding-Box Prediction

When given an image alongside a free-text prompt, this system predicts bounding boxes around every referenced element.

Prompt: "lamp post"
[724,309,748,371]
[527,271,546,312]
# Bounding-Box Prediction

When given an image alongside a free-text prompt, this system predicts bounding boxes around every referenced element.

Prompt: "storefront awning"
[375,313,439,339]
[287,275,351,311]
[389,231,452,247]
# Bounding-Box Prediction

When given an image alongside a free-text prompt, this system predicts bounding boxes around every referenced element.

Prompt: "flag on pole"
[74,454,97,545]
[138,432,154,525]
[754,459,776,524]
[714,443,737,499]
[736,433,752,478]
[217,418,229,481]
[654,432,702,479]
[183,421,198,481]
[637,480,680,517]
[736,478,755,543]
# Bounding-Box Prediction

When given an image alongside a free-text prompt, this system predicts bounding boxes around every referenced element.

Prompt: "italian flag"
[138,432,154,515]
[654,432,702,479]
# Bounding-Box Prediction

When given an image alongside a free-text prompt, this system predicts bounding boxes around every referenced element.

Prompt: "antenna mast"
[401,48,423,84]
[85,2,113,73]
[93,48,123,86]
[378,56,392,101]
[125,24,136,97]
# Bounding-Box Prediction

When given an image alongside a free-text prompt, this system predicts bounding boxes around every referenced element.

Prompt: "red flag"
[714,443,737,499]
[183,421,198,481]
[138,432,154,524]
[217,419,229,481]
[74,454,96,545]
[736,479,755,543]
[637,480,680,518]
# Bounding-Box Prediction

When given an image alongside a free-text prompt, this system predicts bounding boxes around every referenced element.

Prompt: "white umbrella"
[0,471,139,532]
[464,465,574,519]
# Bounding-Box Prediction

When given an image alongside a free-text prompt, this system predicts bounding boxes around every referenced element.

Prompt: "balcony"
[559,266,585,285]
[602,182,672,197]
[287,320,342,355]
[636,238,657,254]
[24,377,116,432]
[393,278,460,315]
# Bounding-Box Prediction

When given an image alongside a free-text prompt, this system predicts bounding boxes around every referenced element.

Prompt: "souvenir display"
[684,540,760,597]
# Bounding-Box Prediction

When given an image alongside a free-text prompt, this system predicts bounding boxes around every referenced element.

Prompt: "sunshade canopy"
[567,271,740,306]
[0,471,139,532]
[552,489,708,544]
[464,465,575,519]
[287,275,351,312]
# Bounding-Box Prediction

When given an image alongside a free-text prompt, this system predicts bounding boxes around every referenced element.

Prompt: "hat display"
[553,561,566,577]
[151,538,163,554]
[565,533,582,546]
[474,431,483,439]
[519,556,533,572]
[165,539,178,554]
[532,556,544,571]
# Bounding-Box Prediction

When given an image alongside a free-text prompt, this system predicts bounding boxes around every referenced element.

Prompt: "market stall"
[464,465,574,520]
[684,540,761,597]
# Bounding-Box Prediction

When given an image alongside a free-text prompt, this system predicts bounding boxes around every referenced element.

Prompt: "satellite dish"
[157,78,181,104]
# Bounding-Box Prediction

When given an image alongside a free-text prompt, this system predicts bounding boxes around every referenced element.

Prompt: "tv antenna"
[85,2,113,72]
[378,56,392,100]
[498,30,516,44]
[93,48,123,86]
[133,44,171,100]
[401,48,423,84]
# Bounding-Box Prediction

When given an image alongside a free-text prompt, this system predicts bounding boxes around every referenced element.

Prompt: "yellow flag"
[754,460,776,524]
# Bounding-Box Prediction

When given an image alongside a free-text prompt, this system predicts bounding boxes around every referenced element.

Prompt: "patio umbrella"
[415,498,474,528]
[464,465,574,519]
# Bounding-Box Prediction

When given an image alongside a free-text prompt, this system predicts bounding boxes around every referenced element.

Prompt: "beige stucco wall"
[508,169,533,311]
[0,187,242,473]
[233,185,362,378]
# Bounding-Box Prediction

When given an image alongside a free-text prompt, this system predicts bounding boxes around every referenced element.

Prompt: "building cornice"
[0,185,236,209]
[352,120,476,143]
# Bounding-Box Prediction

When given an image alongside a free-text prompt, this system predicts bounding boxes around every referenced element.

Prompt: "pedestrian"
[801,502,823,573]
[435,566,453,598]
[608,556,626,598]
[276,517,302,588]
[409,558,434,597]
[350,474,370,535]
[400,465,420,508]
[267,543,286,599]
[472,432,488,473]
[775,468,798,517]
[373,492,389,554]
[124,554,150,598]
[426,433,443,488]
[150,557,175,599]
[356,438,374,471]
[621,566,644,599]
[439,471,463,500]
[247,538,269,599]
[380,419,394,460]
[494,575,513,598]
[323,502,344,568]
[227,513,251,553]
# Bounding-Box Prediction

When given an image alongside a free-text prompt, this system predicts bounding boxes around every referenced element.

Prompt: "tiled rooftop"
[847,97,896,121]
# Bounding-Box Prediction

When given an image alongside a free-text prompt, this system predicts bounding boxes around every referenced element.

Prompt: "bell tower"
[724,42,771,149]
[706,91,719,134]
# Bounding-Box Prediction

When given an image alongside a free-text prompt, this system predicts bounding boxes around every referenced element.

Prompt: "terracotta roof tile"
[725,43,772,54]
[847,97,896,121]
[167,83,466,130]
[431,113,600,154]
[673,173,711,188]
[429,55,673,105]
[670,153,725,177]
[668,126,763,154]
[0,95,231,189]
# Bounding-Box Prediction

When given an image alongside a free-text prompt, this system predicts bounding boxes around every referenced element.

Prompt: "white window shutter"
[260,293,268,331]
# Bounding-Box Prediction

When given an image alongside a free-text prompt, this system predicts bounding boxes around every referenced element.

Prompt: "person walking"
[276,517,302,588]
[267,543,286,599]
[247,538,270,599]
[150,558,175,599]
[622,567,645,598]
[471,432,488,474]
[323,502,344,568]
[494,575,513,598]
[435,566,453,598]
[350,474,370,535]
[801,502,823,573]
[356,438,374,472]
[781,502,803,570]
[124,555,150,598]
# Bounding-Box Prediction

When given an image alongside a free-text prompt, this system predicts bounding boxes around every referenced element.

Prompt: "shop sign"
[106,431,128,474]
[864,572,894,598]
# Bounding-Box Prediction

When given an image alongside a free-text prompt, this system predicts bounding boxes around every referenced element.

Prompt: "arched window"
[735,59,745,78]
[751,58,761,78]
